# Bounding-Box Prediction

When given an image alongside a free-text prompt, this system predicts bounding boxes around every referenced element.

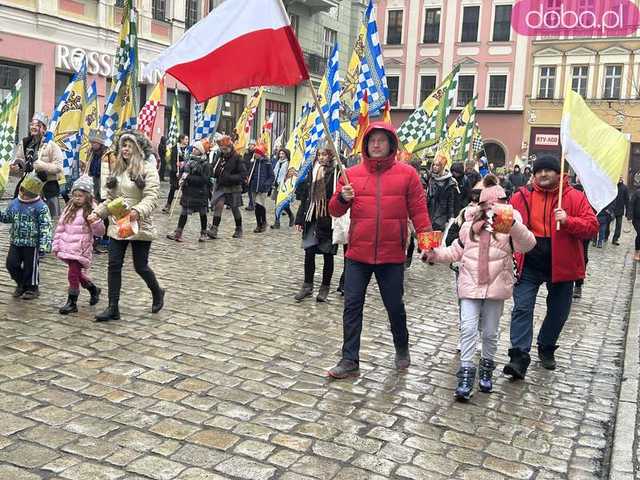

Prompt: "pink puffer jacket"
[52,209,105,269]
[430,209,536,300]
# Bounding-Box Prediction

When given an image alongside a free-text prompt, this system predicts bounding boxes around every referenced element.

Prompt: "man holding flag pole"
[504,89,608,380]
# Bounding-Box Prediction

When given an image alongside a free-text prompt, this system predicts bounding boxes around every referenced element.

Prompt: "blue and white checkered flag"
[194,102,203,133]
[353,0,388,118]
[61,130,83,180]
[101,58,137,146]
[194,97,222,141]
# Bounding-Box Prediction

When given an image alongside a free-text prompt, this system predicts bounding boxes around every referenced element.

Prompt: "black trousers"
[108,240,160,305]
[341,260,408,363]
[304,249,334,285]
[612,215,624,242]
[178,213,207,232]
[6,245,39,290]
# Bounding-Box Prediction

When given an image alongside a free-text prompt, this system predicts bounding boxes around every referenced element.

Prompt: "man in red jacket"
[327,122,431,379]
[505,155,598,379]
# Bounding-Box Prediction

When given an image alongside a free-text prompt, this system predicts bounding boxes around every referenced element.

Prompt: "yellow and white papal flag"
[561,89,629,213]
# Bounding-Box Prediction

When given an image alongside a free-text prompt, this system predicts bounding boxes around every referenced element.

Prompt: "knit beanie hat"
[88,129,107,145]
[479,185,507,205]
[21,172,44,196]
[192,139,211,155]
[32,112,49,129]
[532,155,561,174]
[71,175,94,196]
[216,135,234,149]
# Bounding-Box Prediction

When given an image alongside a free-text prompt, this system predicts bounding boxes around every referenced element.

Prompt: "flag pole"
[556,151,566,231]
[306,79,349,184]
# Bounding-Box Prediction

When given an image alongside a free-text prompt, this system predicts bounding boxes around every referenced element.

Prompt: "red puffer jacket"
[510,177,598,282]
[329,122,431,264]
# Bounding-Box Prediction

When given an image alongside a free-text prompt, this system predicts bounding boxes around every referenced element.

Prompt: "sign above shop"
[535,133,559,146]
[55,45,162,84]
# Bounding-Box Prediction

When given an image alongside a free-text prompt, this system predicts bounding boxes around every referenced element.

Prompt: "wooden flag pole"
[306,79,349,185]
[556,152,566,231]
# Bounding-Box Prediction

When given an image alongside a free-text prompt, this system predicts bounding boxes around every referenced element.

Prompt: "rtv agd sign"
[512,0,640,37]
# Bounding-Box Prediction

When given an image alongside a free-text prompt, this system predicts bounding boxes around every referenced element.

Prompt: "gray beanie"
[71,175,94,196]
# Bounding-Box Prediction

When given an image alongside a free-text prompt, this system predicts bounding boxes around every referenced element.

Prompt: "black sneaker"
[21,289,40,300]
[537,345,558,370]
[327,359,359,379]
[395,349,411,370]
[12,285,24,298]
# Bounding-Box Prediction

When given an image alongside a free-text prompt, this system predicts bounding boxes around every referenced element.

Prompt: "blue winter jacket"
[248,157,275,194]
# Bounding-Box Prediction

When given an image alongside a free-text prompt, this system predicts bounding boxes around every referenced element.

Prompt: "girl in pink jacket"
[52,176,105,315]
[423,182,536,400]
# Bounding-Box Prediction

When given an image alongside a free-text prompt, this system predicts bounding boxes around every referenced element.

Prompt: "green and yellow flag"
[234,88,263,155]
[0,79,22,196]
[398,65,460,153]
[435,96,477,168]
[165,89,181,165]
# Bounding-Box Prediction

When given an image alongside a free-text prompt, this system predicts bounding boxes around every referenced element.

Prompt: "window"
[457,75,475,107]
[493,5,512,42]
[488,75,507,107]
[1,61,34,141]
[115,0,125,7]
[571,66,589,97]
[185,0,199,29]
[423,8,440,44]
[387,76,400,107]
[323,28,337,60]
[164,90,192,138]
[265,100,290,146]
[290,13,299,35]
[461,6,480,42]
[538,66,556,99]
[386,10,403,45]
[218,93,245,136]
[152,0,166,21]
[209,0,224,10]
[604,65,622,99]
[419,75,437,103]
[54,71,73,104]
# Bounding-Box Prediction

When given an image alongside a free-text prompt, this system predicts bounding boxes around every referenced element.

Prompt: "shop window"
[0,61,34,142]
[265,100,290,147]
[164,89,192,138]
[218,93,245,137]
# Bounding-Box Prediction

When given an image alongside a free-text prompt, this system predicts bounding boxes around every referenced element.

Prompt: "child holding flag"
[1,172,53,300]
[52,176,105,314]
[422,179,535,400]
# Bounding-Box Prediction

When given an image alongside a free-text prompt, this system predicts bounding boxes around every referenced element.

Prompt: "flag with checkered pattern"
[165,89,181,165]
[0,79,21,196]
[137,77,164,140]
[194,96,222,141]
[472,123,484,154]
[353,0,388,119]
[397,65,460,154]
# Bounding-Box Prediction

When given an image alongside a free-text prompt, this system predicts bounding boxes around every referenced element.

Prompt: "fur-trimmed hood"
[114,130,155,161]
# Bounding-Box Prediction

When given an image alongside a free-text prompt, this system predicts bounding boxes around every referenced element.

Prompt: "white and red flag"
[137,77,164,139]
[143,0,309,102]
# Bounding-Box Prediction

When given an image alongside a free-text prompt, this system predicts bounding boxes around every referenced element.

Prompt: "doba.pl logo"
[512,0,640,37]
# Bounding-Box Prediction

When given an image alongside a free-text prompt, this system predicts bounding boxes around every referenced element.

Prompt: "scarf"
[305,161,333,222]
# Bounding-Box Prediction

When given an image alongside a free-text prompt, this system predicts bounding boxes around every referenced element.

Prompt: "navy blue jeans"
[341,260,408,363]
[510,266,574,352]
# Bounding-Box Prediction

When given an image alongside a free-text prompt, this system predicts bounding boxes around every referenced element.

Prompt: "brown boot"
[166,229,183,242]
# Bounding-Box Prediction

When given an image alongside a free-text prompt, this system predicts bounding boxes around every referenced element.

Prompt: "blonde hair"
[114,137,145,179]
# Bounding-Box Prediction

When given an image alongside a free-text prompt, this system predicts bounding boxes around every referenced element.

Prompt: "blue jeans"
[510,266,574,352]
[597,221,608,246]
[341,260,408,363]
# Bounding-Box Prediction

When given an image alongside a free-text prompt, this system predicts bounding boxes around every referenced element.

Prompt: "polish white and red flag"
[143,0,309,102]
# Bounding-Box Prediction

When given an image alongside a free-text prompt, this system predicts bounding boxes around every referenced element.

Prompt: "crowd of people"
[2,112,640,401]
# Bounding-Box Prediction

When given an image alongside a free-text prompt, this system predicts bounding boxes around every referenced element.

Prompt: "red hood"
[361,121,399,173]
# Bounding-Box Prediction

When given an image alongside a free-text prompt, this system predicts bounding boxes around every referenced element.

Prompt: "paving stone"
[0,464,43,480]
[0,412,36,435]
[175,468,228,480]
[59,461,125,479]
[150,418,200,440]
[233,439,276,460]
[483,455,534,479]
[188,429,240,451]
[215,456,276,480]
[171,444,229,468]
[127,455,186,479]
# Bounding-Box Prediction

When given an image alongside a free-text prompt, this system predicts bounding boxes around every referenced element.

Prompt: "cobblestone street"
[0,193,637,480]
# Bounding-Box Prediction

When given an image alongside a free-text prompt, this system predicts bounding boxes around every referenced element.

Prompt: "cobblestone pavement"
[0,190,636,480]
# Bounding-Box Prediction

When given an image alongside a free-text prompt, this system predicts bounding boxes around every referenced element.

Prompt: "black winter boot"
[151,288,165,314]
[316,284,330,302]
[478,358,496,393]
[206,224,219,239]
[503,348,531,380]
[537,345,559,370]
[83,282,101,306]
[455,366,476,401]
[95,303,120,322]
[294,283,314,302]
[59,290,79,315]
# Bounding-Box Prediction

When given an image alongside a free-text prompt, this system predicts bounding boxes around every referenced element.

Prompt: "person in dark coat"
[167,140,212,243]
[243,140,256,210]
[294,148,339,303]
[508,165,527,190]
[162,134,188,213]
[427,158,457,231]
[207,135,246,239]
[629,183,640,261]
[611,177,629,245]
[500,175,514,200]
[247,144,275,233]
[157,136,167,181]
[450,162,466,217]
[462,161,482,206]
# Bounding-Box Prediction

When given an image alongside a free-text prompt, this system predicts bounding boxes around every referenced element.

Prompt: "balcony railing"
[304,52,326,77]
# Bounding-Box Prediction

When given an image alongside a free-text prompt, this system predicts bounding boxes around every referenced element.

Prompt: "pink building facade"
[376,0,531,167]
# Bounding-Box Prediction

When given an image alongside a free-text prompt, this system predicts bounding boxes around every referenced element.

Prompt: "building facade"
[0,0,361,149]
[376,0,531,167]
[525,37,640,187]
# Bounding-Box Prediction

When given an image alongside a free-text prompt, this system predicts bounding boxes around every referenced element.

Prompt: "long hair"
[62,192,93,226]
[469,174,500,242]
[113,138,145,180]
